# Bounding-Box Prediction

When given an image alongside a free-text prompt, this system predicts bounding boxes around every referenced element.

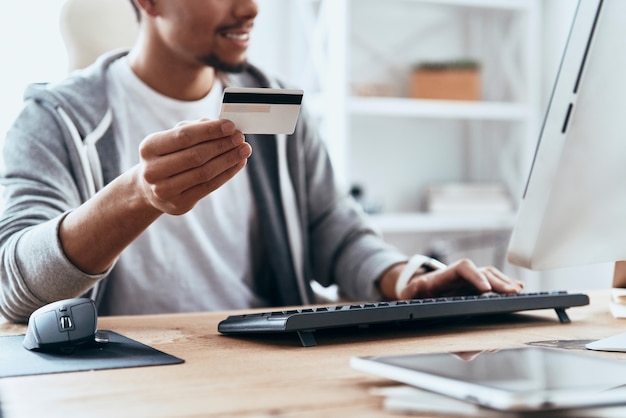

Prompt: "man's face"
[156,0,259,73]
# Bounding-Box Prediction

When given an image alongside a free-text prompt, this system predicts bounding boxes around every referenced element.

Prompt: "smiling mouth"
[223,32,250,41]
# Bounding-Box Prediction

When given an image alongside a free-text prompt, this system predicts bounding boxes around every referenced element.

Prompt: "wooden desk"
[1,291,625,418]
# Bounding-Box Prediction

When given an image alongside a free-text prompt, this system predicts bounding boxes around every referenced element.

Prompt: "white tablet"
[351,347,626,412]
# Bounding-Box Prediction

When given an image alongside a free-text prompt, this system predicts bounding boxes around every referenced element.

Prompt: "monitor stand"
[586,333,626,352]
[586,288,626,352]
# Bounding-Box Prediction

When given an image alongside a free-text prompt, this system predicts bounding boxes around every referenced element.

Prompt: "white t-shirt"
[101,57,266,314]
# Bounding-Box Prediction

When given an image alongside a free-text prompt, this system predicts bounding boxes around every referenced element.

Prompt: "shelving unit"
[288,0,542,262]
[347,97,531,121]
[370,212,516,234]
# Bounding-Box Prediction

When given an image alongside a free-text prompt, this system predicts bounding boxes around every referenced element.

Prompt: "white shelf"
[396,0,532,11]
[305,95,531,122]
[348,97,530,121]
[292,0,540,243]
[304,0,532,11]
[369,212,517,234]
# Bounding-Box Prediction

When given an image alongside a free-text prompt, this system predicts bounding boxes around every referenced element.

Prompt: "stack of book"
[370,385,501,417]
[425,182,514,214]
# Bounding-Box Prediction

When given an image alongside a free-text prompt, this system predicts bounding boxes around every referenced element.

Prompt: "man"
[0,0,522,322]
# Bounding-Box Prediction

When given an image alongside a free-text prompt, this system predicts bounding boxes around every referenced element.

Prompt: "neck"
[126,46,216,101]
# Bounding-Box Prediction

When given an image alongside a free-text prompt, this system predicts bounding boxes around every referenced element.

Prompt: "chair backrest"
[59,0,139,71]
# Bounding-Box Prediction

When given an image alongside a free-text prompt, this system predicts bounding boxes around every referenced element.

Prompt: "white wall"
[0,0,289,155]
[0,0,68,160]
[247,0,292,80]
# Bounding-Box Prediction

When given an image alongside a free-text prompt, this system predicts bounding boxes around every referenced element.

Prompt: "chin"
[221,61,250,73]
[200,54,249,73]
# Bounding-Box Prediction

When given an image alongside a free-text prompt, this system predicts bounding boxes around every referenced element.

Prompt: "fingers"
[142,131,248,182]
[399,274,428,300]
[140,119,236,156]
[482,266,524,294]
[167,139,251,193]
[445,259,524,294]
[443,259,493,294]
[143,143,251,214]
[399,258,524,300]
[136,118,251,214]
[176,159,249,210]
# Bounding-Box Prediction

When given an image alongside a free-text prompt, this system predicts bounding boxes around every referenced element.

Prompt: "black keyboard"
[218,291,589,346]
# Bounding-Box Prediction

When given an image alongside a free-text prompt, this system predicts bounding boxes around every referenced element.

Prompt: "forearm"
[59,169,162,274]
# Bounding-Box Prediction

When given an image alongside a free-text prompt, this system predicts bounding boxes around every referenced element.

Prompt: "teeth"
[224,33,249,41]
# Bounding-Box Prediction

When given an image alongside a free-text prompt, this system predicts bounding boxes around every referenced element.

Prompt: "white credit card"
[219,87,303,135]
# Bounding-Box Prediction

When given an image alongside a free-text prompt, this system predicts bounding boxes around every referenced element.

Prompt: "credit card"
[219,87,304,135]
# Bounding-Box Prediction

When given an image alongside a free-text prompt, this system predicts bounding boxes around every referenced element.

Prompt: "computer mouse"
[23,297,98,353]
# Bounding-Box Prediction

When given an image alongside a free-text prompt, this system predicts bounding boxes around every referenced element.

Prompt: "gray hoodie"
[0,51,405,323]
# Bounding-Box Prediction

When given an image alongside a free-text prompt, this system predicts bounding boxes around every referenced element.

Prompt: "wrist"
[394,255,446,299]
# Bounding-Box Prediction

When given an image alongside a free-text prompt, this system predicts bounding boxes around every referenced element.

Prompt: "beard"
[199,53,249,73]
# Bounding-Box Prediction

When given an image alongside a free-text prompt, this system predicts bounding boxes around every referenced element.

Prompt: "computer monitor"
[507,0,626,271]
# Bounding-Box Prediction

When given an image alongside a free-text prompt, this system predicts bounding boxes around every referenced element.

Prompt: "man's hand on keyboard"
[381,259,524,300]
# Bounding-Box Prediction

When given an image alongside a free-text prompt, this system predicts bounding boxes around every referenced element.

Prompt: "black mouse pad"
[0,330,184,378]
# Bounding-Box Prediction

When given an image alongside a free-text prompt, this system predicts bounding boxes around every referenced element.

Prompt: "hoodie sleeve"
[0,98,106,323]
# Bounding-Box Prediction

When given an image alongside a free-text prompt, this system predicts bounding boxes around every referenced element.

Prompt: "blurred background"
[0,0,613,292]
